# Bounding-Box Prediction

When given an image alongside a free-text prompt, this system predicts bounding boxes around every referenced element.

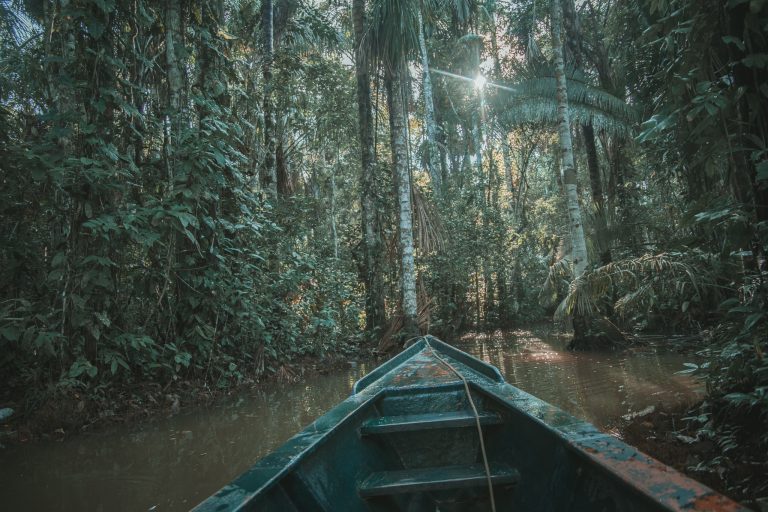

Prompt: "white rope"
[425,340,497,512]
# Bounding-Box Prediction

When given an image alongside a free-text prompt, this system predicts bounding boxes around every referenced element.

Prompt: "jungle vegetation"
[0,0,766,498]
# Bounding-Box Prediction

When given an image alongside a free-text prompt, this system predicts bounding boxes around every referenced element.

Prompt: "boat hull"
[193,336,748,512]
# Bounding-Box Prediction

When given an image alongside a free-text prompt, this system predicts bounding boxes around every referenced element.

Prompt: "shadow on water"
[0,328,702,511]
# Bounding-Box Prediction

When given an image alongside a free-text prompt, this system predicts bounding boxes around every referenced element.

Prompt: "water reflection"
[0,329,701,511]
[458,329,702,429]
[0,370,366,512]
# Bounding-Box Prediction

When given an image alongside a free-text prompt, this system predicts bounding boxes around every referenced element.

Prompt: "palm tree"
[416,4,442,194]
[261,0,278,197]
[368,0,421,335]
[353,0,386,333]
[562,0,611,265]
[551,0,588,284]
[387,67,419,335]
[489,66,636,270]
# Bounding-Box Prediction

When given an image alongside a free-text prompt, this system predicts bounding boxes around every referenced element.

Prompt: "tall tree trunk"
[490,15,516,214]
[386,63,418,335]
[276,132,293,195]
[561,0,611,266]
[165,0,182,190]
[470,38,484,180]
[552,0,588,278]
[417,6,442,194]
[330,170,339,259]
[160,0,183,341]
[555,0,625,350]
[261,0,277,197]
[502,137,515,210]
[353,0,385,333]
[583,122,611,265]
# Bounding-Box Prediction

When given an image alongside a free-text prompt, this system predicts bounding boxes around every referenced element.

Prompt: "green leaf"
[51,252,67,267]
[742,53,768,69]
[676,362,699,374]
[95,311,111,327]
[722,35,745,52]
[0,326,21,341]
[745,312,765,331]
[69,358,95,379]
[756,161,768,182]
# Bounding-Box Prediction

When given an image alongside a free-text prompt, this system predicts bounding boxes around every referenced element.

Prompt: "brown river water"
[0,327,703,511]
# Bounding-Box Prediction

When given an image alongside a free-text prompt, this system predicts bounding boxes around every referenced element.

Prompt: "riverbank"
[619,403,768,511]
[0,328,713,512]
[0,350,380,447]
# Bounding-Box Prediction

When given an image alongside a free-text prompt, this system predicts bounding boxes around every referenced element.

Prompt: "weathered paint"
[194,337,750,512]
[575,436,747,512]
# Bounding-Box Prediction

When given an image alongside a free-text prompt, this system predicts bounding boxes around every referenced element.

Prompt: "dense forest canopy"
[0,0,766,487]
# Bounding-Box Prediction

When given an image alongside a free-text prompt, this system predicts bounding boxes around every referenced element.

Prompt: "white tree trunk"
[387,64,418,327]
[552,0,588,277]
[417,7,442,194]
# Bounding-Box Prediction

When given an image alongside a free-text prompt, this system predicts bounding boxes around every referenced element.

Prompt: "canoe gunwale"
[193,336,749,512]
[191,387,383,511]
[476,377,750,512]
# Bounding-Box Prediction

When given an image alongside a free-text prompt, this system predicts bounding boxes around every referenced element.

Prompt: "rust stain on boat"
[576,437,748,511]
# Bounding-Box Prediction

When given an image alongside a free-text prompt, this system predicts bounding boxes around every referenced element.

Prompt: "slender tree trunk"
[555,0,624,349]
[562,0,612,267]
[165,0,182,190]
[583,123,611,265]
[386,63,418,335]
[502,137,515,210]
[330,170,338,259]
[470,39,484,180]
[276,132,292,195]
[561,0,584,68]
[261,0,278,197]
[489,12,503,78]
[584,124,603,209]
[353,0,385,333]
[417,7,442,194]
[552,0,588,278]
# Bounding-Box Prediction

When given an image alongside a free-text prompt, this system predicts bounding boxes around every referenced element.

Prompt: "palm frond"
[278,3,342,52]
[514,76,636,122]
[496,96,634,137]
[442,0,475,24]
[553,252,713,321]
[0,0,33,44]
[490,70,638,136]
[366,0,420,70]
[540,257,572,306]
